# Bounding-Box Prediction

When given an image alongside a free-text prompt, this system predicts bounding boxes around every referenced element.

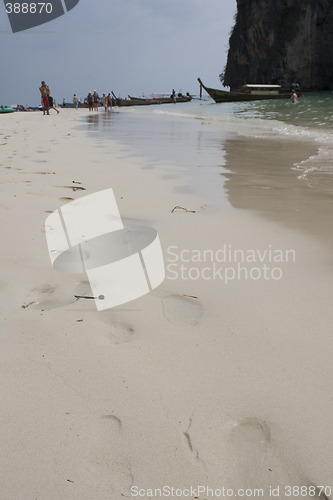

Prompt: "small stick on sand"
[74,294,105,300]
[21,301,35,309]
[171,206,196,213]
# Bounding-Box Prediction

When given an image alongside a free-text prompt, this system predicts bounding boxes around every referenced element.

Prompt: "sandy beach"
[1,108,333,500]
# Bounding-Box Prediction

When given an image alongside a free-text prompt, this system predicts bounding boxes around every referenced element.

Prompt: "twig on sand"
[74,294,104,300]
[64,185,86,192]
[171,206,196,213]
[21,301,35,309]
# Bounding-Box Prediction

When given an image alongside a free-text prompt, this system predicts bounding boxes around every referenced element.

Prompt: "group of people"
[40,82,114,113]
[86,91,113,112]
[39,81,59,115]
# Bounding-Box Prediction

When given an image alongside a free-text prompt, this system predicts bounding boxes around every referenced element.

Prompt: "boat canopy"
[243,84,281,88]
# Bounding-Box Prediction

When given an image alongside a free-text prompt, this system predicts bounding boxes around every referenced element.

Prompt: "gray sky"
[0,0,237,105]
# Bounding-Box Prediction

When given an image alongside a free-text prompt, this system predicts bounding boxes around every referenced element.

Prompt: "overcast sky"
[0,0,237,105]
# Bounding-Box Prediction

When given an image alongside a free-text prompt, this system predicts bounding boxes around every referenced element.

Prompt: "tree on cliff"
[222,0,333,91]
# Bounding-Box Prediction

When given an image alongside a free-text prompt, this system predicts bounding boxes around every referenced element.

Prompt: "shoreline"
[79,106,332,249]
[1,109,333,499]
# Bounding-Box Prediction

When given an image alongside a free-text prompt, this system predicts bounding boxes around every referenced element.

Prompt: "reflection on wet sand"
[221,136,333,249]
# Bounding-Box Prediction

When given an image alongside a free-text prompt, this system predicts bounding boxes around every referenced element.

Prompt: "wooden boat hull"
[116,98,160,107]
[110,92,155,107]
[112,92,192,107]
[198,78,291,103]
[128,95,192,104]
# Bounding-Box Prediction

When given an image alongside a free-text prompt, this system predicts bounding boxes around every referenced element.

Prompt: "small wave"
[146,98,333,146]
[153,108,201,120]
[293,147,333,189]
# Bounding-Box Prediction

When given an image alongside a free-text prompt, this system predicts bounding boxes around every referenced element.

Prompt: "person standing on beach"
[87,92,93,111]
[39,81,50,115]
[73,94,79,109]
[93,90,99,111]
[107,93,112,112]
[87,92,94,111]
[47,93,60,114]
[102,93,107,112]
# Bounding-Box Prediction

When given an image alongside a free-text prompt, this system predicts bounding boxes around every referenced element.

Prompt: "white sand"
[1,109,332,499]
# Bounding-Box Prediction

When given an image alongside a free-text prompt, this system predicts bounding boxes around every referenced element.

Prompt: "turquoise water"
[83,91,333,147]
[232,92,333,130]
[151,92,333,138]
[147,93,333,187]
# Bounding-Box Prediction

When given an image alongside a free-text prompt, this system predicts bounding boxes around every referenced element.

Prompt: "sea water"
[83,91,333,201]
[146,93,333,192]
[87,92,332,189]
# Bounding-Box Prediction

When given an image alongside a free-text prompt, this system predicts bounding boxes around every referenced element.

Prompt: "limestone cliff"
[222,0,333,91]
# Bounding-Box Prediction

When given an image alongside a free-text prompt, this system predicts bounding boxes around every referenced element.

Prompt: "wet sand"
[0,109,332,499]
[222,136,333,250]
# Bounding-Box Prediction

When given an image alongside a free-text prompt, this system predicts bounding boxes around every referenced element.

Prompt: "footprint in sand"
[39,285,57,295]
[100,316,134,344]
[162,294,203,326]
[83,419,133,498]
[181,415,329,499]
[224,417,286,490]
[228,417,271,469]
[101,414,122,429]
[31,284,77,311]
[224,418,328,499]
[108,323,134,344]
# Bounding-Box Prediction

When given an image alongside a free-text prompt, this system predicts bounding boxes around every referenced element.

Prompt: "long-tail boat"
[113,92,192,106]
[198,78,296,103]
[111,92,160,107]
[129,93,192,104]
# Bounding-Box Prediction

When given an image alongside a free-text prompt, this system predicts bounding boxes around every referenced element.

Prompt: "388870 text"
[5,3,53,14]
